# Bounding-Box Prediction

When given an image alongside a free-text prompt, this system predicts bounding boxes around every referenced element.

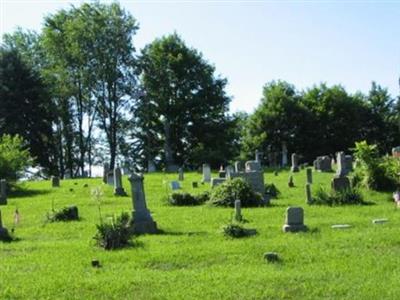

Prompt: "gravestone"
[234,161,244,172]
[192,181,198,188]
[129,173,158,234]
[0,210,10,240]
[290,153,299,172]
[234,199,242,221]
[107,171,114,186]
[314,156,332,172]
[288,175,294,188]
[51,176,60,188]
[202,164,211,183]
[331,224,352,229]
[282,207,308,232]
[372,219,388,224]
[170,181,181,190]
[306,168,312,184]
[335,152,347,177]
[211,178,226,188]
[178,167,184,181]
[114,165,127,196]
[226,166,234,177]
[305,183,312,204]
[331,177,350,192]
[245,161,261,172]
[281,142,288,166]
[392,146,400,158]
[218,166,226,178]
[255,150,263,163]
[102,163,109,184]
[0,180,7,205]
[148,160,156,173]
[344,155,353,173]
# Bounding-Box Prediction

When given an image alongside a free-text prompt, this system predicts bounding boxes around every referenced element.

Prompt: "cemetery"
[1,1,400,299]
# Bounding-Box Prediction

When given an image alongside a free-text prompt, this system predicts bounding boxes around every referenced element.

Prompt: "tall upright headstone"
[331,152,350,192]
[336,152,346,177]
[226,165,234,178]
[306,168,313,184]
[51,176,60,188]
[129,173,157,234]
[291,153,299,172]
[114,165,127,196]
[305,184,312,204]
[234,199,242,222]
[234,161,243,173]
[255,150,263,163]
[281,142,288,167]
[0,180,7,205]
[202,164,211,183]
[178,167,184,181]
[148,160,156,173]
[282,207,308,232]
[103,163,109,184]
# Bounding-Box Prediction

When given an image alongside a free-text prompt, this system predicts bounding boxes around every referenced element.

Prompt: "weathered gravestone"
[129,173,158,234]
[211,178,226,188]
[107,171,114,186]
[234,199,242,222]
[255,150,263,163]
[306,168,312,184]
[313,156,332,172]
[218,166,226,178]
[290,153,299,172]
[234,161,244,173]
[114,165,127,196]
[102,163,109,184]
[344,155,353,173]
[178,167,184,181]
[331,152,350,192]
[245,161,261,172]
[51,176,60,188]
[0,180,7,205]
[282,207,308,232]
[305,183,312,204]
[202,164,211,183]
[170,181,181,190]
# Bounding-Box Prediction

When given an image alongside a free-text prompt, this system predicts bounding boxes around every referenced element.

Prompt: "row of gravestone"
[290,152,353,174]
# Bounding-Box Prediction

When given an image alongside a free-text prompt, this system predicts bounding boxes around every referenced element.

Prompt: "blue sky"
[1,0,399,113]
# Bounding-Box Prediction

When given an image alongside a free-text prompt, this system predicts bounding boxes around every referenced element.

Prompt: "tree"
[137,33,234,170]
[0,48,57,174]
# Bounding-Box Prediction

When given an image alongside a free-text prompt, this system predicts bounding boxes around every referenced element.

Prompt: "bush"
[169,191,209,206]
[353,141,399,191]
[222,223,257,238]
[311,187,364,206]
[47,206,79,222]
[93,212,132,250]
[0,134,32,182]
[209,178,264,207]
[265,183,280,198]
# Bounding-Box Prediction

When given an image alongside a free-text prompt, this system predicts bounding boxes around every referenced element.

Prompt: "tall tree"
[137,34,234,169]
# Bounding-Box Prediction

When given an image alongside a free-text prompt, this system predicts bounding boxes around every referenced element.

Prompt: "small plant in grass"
[310,186,364,206]
[209,178,263,207]
[93,212,133,250]
[265,183,280,198]
[222,223,257,238]
[47,206,79,222]
[91,187,104,222]
[169,193,200,206]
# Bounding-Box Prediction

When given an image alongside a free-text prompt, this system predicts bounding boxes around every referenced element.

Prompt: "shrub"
[169,191,209,206]
[222,223,257,238]
[311,187,364,206]
[93,212,132,250]
[209,178,263,207]
[47,206,79,222]
[265,183,280,198]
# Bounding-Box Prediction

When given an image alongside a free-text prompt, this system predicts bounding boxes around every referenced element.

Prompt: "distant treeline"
[0,2,399,177]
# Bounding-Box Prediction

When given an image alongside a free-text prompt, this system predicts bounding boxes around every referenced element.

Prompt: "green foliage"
[169,192,208,206]
[47,206,79,222]
[353,141,398,190]
[93,212,133,250]
[0,135,32,181]
[311,187,364,206]
[222,223,257,238]
[265,183,280,198]
[209,178,263,207]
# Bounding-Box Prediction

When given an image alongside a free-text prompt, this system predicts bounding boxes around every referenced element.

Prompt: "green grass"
[1,169,399,299]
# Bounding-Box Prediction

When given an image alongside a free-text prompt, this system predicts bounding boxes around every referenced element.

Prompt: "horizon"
[1,0,400,113]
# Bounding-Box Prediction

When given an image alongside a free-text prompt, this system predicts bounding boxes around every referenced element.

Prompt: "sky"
[1,0,400,113]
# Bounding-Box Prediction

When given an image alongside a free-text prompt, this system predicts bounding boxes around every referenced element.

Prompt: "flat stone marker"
[129,173,158,234]
[331,224,352,229]
[282,207,308,232]
[0,180,7,205]
[170,181,181,190]
[372,219,388,224]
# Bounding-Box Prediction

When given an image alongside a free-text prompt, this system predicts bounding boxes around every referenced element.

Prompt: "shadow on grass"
[156,229,208,236]
[9,187,50,198]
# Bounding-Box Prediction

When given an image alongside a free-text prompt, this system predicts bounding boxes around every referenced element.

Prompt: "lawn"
[1,169,399,300]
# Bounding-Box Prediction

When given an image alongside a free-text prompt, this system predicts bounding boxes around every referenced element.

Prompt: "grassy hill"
[1,169,399,299]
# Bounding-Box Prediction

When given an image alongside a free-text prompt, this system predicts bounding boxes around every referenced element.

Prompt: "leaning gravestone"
[331,152,350,192]
[129,173,158,234]
[282,207,308,232]
[178,167,184,181]
[290,153,299,172]
[306,168,312,184]
[202,164,211,183]
[114,165,127,196]
[0,180,7,205]
[51,176,60,188]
